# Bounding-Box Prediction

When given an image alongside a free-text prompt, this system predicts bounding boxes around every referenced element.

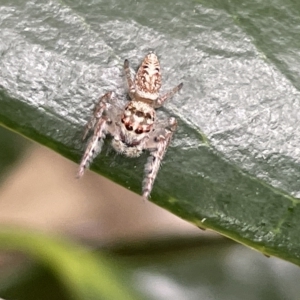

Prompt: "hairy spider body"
[78,53,182,199]
[135,53,161,100]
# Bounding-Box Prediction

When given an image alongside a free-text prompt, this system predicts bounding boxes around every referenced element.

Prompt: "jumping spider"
[78,52,183,199]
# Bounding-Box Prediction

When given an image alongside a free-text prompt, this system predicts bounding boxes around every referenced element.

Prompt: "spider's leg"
[77,117,109,178]
[124,59,136,96]
[154,82,183,108]
[83,91,113,140]
[143,117,178,200]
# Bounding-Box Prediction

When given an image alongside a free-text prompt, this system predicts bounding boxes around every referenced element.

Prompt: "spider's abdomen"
[135,53,162,100]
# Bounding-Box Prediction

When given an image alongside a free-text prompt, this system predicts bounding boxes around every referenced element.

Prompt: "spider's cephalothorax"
[78,53,183,199]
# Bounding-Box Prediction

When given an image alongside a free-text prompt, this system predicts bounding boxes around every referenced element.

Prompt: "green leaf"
[2,235,300,300]
[0,228,141,300]
[1,0,300,265]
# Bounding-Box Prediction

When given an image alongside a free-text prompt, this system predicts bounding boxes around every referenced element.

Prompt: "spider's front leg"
[124,59,136,96]
[143,117,178,200]
[78,91,114,177]
[154,82,183,108]
[82,91,113,140]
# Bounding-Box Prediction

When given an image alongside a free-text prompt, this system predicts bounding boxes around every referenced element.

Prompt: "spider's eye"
[135,127,144,134]
[155,68,160,72]
[136,111,144,118]
[126,124,133,131]
[145,113,152,120]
